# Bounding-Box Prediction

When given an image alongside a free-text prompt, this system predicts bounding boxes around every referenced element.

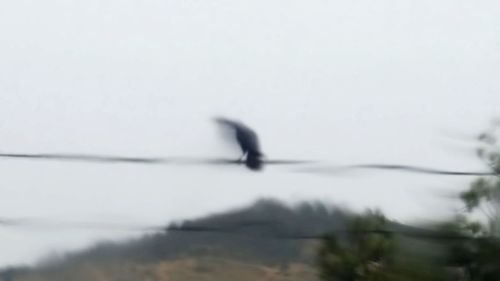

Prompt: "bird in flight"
[215,117,264,170]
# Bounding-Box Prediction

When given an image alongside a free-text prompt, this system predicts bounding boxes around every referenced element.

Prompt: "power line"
[1,217,497,242]
[0,152,496,241]
[0,152,496,176]
[0,217,161,232]
[0,153,312,166]
[301,164,497,176]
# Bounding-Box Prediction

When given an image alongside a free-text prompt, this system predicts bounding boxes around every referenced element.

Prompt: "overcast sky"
[0,0,499,267]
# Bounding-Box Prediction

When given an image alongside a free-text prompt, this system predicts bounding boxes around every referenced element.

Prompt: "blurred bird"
[215,117,264,170]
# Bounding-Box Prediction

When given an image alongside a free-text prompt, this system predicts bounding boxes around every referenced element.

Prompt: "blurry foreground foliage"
[317,211,448,281]
[317,120,500,281]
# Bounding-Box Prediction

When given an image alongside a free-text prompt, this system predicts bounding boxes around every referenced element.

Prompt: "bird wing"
[215,117,262,155]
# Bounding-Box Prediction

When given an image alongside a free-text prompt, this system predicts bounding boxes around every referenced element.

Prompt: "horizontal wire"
[0,153,313,166]
[1,217,496,241]
[0,217,161,231]
[0,152,496,176]
[0,152,497,241]
[302,164,497,176]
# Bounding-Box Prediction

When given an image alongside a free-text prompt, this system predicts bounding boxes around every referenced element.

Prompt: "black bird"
[215,117,264,170]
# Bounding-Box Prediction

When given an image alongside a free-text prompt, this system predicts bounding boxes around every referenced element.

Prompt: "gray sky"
[1,0,499,267]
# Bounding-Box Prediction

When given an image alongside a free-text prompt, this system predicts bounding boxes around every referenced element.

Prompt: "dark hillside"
[66,199,349,265]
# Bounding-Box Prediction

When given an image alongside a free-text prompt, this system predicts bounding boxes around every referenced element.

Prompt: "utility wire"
[1,217,497,242]
[0,217,161,231]
[0,152,497,240]
[301,164,497,176]
[0,153,313,166]
[0,152,496,176]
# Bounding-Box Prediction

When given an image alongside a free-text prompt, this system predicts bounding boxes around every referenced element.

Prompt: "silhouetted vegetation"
[316,120,500,281]
[317,211,451,281]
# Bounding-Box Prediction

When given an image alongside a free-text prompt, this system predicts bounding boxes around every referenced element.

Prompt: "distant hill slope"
[3,199,351,281]
[64,199,349,264]
[16,257,318,281]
